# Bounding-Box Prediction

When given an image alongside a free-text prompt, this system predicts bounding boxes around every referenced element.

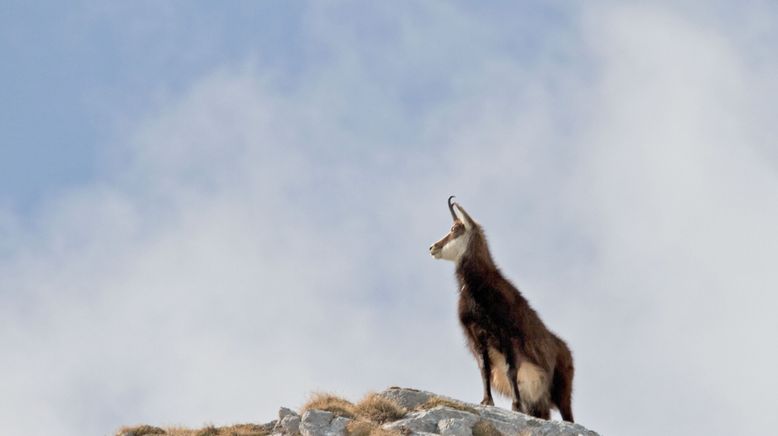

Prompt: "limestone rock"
[377,387,435,410]
[276,414,301,435]
[384,406,479,434]
[378,388,599,436]
[438,418,473,436]
[299,410,351,436]
[279,407,299,420]
[330,417,350,434]
[272,407,301,435]
[473,403,597,436]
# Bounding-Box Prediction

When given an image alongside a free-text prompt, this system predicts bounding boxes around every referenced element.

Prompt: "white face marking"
[437,232,470,262]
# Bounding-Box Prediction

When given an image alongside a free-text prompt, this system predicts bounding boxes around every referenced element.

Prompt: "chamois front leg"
[476,335,494,406]
[503,340,522,412]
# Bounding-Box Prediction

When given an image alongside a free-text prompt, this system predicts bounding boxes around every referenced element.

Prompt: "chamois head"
[429,196,478,262]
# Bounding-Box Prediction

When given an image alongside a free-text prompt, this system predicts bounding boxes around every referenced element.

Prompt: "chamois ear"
[453,203,476,230]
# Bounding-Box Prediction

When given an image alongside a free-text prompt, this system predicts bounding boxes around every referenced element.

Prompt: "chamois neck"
[455,229,497,283]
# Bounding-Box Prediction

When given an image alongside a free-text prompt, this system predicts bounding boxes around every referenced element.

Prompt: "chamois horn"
[448,195,457,221]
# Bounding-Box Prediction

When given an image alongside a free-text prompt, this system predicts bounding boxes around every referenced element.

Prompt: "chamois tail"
[551,340,574,423]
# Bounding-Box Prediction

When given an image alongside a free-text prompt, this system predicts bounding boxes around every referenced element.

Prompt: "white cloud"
[567,4,778,433]
[2,3,777,436]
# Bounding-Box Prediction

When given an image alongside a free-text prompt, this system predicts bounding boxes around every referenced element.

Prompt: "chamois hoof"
[480,398,494,406]
[511,401,521,412]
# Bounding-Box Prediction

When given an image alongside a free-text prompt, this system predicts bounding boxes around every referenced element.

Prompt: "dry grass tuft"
[346,420,375,436]
[353,393,407,423]
[301,392,357,418]
[194,426,219,436]
[214,423,270,436]
[158,424,270,436]
[415,396,478,415]
[345,420,404,436]
[472,420,502,436]
[158,428,190,436]
[117,425,166,435]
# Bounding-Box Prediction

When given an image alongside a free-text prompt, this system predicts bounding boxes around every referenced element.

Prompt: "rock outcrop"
[117,387,599,436]
[271,387,599,436]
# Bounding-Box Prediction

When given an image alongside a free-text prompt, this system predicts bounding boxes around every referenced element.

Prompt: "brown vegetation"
[300,392,358,418]
[353,393,407,423]
[116,425,166,436]
[118,423,271,436]
[415,396,478,415]
[345,420,404,436]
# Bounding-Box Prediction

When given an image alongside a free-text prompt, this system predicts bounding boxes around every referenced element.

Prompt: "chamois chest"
[457,280,519,335]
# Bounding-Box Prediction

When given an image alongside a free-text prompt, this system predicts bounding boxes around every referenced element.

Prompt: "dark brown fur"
[431,202,574,422]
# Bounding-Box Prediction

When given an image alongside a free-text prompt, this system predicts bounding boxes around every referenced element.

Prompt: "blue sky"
[1,1,308,211]
[2,2,778,436]
[0,1,587,212]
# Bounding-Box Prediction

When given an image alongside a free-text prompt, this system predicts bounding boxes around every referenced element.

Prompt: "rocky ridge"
[270,387,598,436]
[117,387,599,436]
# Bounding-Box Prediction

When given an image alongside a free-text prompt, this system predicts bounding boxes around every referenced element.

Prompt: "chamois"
[429,196,574,422]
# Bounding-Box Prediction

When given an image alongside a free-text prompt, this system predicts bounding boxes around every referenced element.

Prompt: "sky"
[2,1,778,435]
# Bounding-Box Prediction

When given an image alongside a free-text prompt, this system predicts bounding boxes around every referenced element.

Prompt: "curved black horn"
[448,195,457,220]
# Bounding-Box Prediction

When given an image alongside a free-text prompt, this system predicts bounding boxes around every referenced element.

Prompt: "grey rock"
[275,414,301,435]
[280,407,299,419]
[378,387,435,410]
[384,406,479,434]
[438,418,473,436]
[299,410,352,436]
[376,388,599,436]
[520,419,599,436]
[474,405,598,436]
[330,416,351,434]
[474,405,535,435]
[300,410,334,436]
[273,406,300,434]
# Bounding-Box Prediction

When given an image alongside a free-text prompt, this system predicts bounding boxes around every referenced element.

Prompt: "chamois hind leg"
[551,348,575,422]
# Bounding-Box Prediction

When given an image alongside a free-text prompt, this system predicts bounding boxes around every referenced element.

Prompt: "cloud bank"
[1,2,777,436]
